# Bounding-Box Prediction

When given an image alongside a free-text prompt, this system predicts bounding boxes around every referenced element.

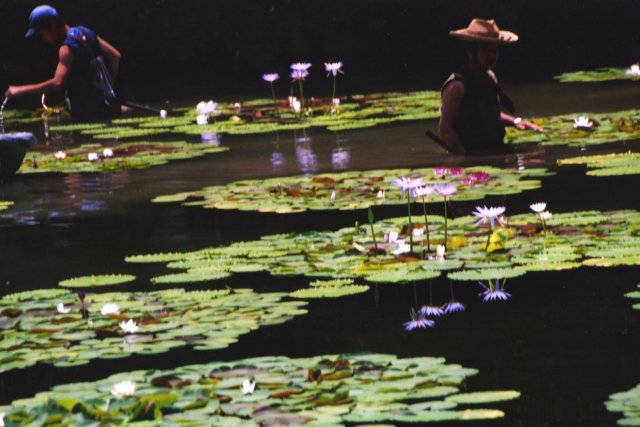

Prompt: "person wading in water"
[4,5,121,120]
[438,18,543,155]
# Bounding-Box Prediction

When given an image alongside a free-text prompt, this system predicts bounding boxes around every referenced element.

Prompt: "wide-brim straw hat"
[449,19,518,44]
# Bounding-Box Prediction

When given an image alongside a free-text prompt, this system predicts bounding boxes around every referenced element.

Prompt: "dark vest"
[62,26,117,120]
[442,69,506,154]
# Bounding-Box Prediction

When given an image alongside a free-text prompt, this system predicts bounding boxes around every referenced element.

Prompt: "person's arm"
[4,45,73,98]
[97,36,121,81]
[501,112,544,132]
[438,80,467,155]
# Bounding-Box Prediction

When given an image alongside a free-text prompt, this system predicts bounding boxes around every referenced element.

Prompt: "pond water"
[0,80,639,426]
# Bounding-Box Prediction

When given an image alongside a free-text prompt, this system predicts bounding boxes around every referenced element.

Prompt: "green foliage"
[506,110,640,147]
[58,274,136,288]
[152,165,550,213]
[0,200,13,211]
[558,151,640,176]
[18,141,228,174]
[0,288,307,372]
[126,209,640,283]
[0,353,519,425]
[554,67,639,82]
[606,384,640,425]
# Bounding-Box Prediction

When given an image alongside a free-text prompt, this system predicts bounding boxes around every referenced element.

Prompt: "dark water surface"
[0,81,639,427]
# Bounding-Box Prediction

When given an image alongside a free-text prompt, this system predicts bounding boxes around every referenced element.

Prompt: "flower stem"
[485,226,492,251]
[332,76,337,101]
[443,197,448,251]
[298,80,305,114]
[407,191,414,253]
[270,83,278,117]
[421,197,431,253]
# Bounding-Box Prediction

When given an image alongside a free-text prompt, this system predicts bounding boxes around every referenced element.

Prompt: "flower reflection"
[200,132,220,145]
[626,64,640,76]
[271,152,285,171]
[403,308,434,331]
[443,300,465,313]
[295,142,318,174]
[331,148,350,170]
[419,305,444,317]
[479,279,511,302]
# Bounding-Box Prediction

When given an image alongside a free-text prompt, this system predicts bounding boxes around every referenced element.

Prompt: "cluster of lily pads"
[0,288,307,372]
[505,109,640,147]
[554,64,640,82]
[16,141,228,174]
[558,151,640,177]
[0,201,13,211]
[125,207,640,287]
[0,353,520,425]
[152,165,550,213]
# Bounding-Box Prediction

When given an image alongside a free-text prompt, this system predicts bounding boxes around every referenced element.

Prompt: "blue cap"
[25,5,60,38]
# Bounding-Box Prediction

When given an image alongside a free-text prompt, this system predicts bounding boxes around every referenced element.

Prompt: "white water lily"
[392,241,411,256]
[385,231,399,243]
[435,244,446,261]
[377,190,385,199]
[56,302,71,314]
[412,227,425,237]
[160,109,168,118]
[196,100,217,116]
[539,211,552,221]
[573,116,593,129]
[530,202,546,213]
[330,191,336,203]
[101,303,120,316]
[291,99,301,114]
[196,114,208,125]
[626,64,640,76]
[119,319,139,334]
[0,411,4,427]
[102,148,113,158]
[111,380,136,397]
[54,150,66,160]
[472,206,507,228]
[242,379,256,395]
[87,152,99,162]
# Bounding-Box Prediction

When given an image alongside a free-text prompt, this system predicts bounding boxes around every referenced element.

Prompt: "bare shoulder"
[58,44,73,63]
[442,80,464,101]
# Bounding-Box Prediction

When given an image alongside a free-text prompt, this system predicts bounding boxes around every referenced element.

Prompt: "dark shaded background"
[1,0,639,106]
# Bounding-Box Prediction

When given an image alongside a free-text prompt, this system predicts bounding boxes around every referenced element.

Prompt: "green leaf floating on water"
[152,165,550,213]
[558,151,640,177]
[126,209,640,284]
[0,353,519,425]
[506,109,640,147]
[290,279,370,298]
[0,288,307,372]
[606,383,640,425]
[59,274,136,288]
[18,141,228,174]
[0,200,13,211]
[554,67,640,83]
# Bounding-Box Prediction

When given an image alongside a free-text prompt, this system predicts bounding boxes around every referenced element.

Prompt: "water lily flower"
[102,148,113,158]
[262,73,280,83]
[443,300,466,313]
[332,98,340,107]
[54,150,66,160]
[471,171,491,182]
[412,227,425,237]
[530,202,547,213]
[196,100,217,116]
[242,378,256,395]
[385,231,399,243]
[460,177,474,185]
[56,302,71,314]
[324,61,344,76]
[119,319,139,334]
[403,308,435,331]
[449,167,465,176]
[111,380,136,397]
[291,62,312,71]
[290,69,309,81]
[101,303,120,316]
[87,152,99,162]
[626,64,640,76]
[377,190,385,199]
[160,109,168,118]
[472,205,507,228]
[573,116,593,129]
[412,185,435,198]
[330,191,336,203]
[291,98,301,113]
[419,305,445,317]
[435,244,445,261]
[435,183,457,197]
[392,176,425,196]
[539,211,552,221]
[433,167,447,177]
[196,114,208,125]
[392,241,411,256]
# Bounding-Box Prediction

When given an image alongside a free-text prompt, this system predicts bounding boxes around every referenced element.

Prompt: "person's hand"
[4,86,26,99]
[515,118,543,133]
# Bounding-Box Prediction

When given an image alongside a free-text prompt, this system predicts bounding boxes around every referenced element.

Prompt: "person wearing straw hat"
[4,5,121,120]
[438,18,542,155]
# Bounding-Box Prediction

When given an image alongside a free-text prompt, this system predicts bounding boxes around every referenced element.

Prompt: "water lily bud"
[160,109,168,118]
[436,244,445,260]
[103,148,113,158]
[330,191,336,203]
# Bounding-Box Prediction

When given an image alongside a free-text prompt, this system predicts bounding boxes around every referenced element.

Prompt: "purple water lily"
[479,280,512,302]
[419,305,445,317]
[262,73,280,83]
[443,300,466,313]
[403,308,435,331]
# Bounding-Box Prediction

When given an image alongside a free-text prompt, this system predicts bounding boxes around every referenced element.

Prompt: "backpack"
[71,32,118,108]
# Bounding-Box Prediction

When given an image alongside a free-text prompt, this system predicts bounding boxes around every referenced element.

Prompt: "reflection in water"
[331,147,350,170]
[271,152,285,171]
[479,279,512,301]
[295,141,318,174]
[42,111,73,144]
[200,132,221,146]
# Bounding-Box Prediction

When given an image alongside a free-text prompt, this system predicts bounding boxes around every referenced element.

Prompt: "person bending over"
[438,19,542,155]
[4,5,121,120]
